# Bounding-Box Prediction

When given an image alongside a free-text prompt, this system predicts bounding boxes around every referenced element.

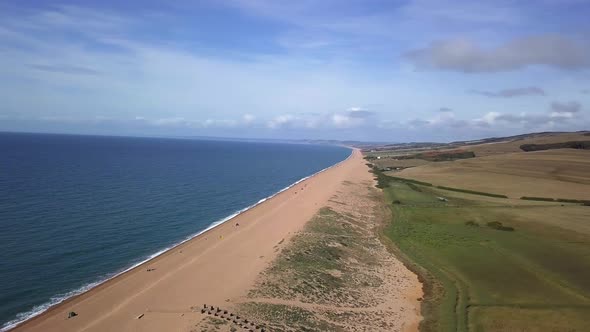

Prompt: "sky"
[1,0,589,142]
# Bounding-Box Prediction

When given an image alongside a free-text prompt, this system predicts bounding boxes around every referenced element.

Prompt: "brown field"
[393,149,590,200]
[363,132,589,160]
[465,132,589,157]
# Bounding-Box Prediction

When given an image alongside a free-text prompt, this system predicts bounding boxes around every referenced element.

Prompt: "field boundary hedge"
[436,186,508,198]
[521,196,590,205]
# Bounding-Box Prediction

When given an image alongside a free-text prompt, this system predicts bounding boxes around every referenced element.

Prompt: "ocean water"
[0,132,351,330]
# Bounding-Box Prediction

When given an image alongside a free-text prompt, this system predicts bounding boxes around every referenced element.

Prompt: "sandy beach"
[10,149,421,331]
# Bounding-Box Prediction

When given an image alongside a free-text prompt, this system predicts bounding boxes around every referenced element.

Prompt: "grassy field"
[379,173,590,331]
[371,157,432,170]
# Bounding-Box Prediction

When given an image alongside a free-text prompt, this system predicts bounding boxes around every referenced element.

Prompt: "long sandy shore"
[10,149,379,331]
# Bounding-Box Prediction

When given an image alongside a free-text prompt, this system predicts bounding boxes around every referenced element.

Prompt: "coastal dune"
[10,149,370,331]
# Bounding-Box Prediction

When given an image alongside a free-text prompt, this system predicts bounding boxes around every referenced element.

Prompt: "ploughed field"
[379,175,590,331]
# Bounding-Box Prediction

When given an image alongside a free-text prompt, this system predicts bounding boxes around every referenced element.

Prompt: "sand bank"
[234,158,423,331]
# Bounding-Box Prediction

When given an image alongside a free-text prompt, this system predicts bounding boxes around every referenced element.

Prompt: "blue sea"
[0,132,351,330]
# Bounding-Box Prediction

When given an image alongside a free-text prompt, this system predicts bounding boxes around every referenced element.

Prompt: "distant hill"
[359,130,590,156]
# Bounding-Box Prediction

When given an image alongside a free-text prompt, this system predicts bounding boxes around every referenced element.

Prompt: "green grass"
[371,166,395,188]
[248,207,382,306]
[371,168,433,187]
[239,303,340,332]
[242,203,395,330]
[378,173,590,331]
[375,169,508,198]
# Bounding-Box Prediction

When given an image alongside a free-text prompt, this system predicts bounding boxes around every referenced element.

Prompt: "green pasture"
[379,174,590,331]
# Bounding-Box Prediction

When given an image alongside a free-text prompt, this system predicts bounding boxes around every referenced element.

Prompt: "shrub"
[371,167,392,189]
[371,167,439,190]
[520,141,590,152]
[521,196,555,202]
[387,175,433,186]
[437,186,508,198]
[486,221,515,231]
[556,198,590,205]
[417,150,475,162]
[520,197,590,205]
[407,182,422,192]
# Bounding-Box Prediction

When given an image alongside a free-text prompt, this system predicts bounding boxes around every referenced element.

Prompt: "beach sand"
[10,149,421,332]
[233,158,423,331]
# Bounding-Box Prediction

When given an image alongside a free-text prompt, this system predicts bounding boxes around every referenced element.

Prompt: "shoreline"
[7,148,355,332]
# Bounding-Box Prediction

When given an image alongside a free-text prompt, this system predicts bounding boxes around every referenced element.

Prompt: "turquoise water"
[0,132,351,330]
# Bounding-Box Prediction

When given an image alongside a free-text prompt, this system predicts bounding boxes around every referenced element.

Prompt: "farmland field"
[379,175,590,331]
[465,132,590,157]
[393,149,590,200]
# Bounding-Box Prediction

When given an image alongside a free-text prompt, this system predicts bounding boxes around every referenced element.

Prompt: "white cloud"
[330,113,360,128]
[0,7,399,131]
[347,107,364,112]
[242,114,256,125]
[399,100,586,133]
[266,107,376,130]
[1,3,588,141]
[132,116,253,129]
[151,117,189,126]
[475,104,583,128]
[470,87,546,98]
[201,119,234,128]
[267,114,297,129]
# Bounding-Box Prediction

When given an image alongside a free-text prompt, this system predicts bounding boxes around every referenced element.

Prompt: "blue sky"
[1,0,589,141]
